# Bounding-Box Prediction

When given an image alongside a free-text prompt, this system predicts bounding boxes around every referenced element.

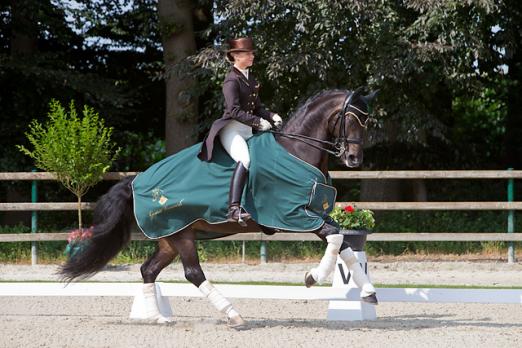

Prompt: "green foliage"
[188,0,506,169]
[0,0,164,174]
[17,99,120,229]
[452,84,507,163]
[18,99,120,198]
[116,131,166,171]
[330,206,376,230]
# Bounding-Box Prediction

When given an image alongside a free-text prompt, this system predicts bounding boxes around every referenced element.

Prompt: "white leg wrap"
[141,283,172,323]
[199,280,240,319]
[339,248,376,297]
[310,234,343,284]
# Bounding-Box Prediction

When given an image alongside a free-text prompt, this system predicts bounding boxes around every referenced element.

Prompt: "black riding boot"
[227,162,251,226]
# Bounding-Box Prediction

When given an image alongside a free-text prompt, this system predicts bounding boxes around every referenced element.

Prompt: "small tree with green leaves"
[18,99,120,231]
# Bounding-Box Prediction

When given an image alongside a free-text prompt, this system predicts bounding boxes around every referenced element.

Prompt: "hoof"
[133,314,174,324]
[155,314,175,324]
[361,293,378,305]
[227,314,247,330]
[304,272,316,288]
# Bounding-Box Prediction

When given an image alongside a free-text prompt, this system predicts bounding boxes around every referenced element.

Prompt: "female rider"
[198,37,283,225]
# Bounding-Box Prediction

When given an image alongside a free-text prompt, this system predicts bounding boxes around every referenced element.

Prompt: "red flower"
[344,205,354,213]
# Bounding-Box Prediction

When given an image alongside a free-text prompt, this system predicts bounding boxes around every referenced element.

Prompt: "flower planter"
[339,229,371,251]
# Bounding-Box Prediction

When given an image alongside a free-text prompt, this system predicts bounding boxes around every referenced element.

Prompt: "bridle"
[271,90,368,158]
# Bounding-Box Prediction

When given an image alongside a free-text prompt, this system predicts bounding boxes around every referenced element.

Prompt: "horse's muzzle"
[346,154,362,168]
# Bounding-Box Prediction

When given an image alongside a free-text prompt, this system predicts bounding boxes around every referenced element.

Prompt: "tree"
[497,0,522,168]
[158,0,198,154]
[18,100,120,230]
[188,0,502,202]
[0,0,164,171]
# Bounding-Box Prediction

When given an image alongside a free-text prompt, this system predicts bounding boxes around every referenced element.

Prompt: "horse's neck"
[277,104,335,176]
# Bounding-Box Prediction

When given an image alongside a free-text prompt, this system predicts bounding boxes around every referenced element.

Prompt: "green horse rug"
[132,133,337,239]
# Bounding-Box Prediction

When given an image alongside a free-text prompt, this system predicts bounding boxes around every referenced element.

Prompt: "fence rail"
[1,201,521,211]
[0,170,520,263]
[1,232,522,243]
[2,170,522,180]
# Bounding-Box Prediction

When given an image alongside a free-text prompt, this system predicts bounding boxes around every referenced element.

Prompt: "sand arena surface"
[1,261,522,347]
[1,260,522,286]
[1,297,521,348]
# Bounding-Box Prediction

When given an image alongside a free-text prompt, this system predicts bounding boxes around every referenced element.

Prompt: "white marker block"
[327,251,377,321]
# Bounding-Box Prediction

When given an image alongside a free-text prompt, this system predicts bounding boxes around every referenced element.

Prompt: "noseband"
[272,91,367,158]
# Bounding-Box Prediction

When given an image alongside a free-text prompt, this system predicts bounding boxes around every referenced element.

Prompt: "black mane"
[283,89,348,133]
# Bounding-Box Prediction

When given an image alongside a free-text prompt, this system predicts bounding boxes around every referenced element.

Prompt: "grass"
[0,279,520,289]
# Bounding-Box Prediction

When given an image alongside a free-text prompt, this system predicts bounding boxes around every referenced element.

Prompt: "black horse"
[60,88,378,327]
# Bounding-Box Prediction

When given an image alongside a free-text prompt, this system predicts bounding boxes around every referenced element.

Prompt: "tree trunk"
[77,195,82,232]
[10,0,38,56]
[158,0,198,155]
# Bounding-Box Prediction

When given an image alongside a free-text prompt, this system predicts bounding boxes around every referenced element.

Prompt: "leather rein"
[271,91,368,158]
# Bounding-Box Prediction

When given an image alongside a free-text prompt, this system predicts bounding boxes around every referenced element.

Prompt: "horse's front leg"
[170,229,246,328]
[338,240,378,304]
[305,219,378,304]
[305,221,343,287]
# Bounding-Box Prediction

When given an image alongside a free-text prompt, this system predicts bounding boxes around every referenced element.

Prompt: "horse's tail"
[59,176,135,282]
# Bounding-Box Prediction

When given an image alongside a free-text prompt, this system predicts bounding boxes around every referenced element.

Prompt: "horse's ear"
[362,90,379,104]
[353,86,365,97]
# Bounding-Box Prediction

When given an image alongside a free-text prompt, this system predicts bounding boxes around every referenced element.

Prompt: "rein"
[270,91,366,158]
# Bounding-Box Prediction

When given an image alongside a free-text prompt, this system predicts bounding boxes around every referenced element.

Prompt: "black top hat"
[226,37,255,61]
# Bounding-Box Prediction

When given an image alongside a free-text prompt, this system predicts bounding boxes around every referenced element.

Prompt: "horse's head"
[277,88,378,173]
[331,88,378,168]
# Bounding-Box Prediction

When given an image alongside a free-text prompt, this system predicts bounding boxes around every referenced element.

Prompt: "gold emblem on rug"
[158,196,168,205]
[152,187,168,205]
[322,197,329,211]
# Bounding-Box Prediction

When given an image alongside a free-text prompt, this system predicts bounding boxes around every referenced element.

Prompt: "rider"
[198,37,283,225]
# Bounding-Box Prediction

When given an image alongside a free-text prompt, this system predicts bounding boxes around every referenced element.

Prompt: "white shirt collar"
[234,65,249,80]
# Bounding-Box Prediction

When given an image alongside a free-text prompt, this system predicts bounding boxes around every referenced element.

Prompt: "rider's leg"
[339,240,378,304]
[305,222,343,286]
[219,122,252,225]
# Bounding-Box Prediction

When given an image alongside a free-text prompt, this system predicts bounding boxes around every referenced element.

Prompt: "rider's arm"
[223,80,263,129]
[251,82,274,124]
[253,93,274,122]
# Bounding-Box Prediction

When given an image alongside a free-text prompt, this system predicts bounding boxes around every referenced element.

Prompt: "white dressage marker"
[328,251,376,321]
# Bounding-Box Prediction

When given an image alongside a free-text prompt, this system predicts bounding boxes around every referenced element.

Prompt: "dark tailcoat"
[198,67,274,161]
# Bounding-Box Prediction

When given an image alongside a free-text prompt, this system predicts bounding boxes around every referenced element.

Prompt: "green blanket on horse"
[132,133,336,239]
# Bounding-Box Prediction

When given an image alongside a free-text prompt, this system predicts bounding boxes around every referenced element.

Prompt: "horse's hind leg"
[133,238,178,323]
[141,238,179,283]
[170,228,246,328]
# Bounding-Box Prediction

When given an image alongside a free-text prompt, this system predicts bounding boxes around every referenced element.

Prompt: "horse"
[59,88,378,328]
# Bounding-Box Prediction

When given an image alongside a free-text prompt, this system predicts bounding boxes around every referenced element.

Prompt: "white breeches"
[219,120,253,169]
